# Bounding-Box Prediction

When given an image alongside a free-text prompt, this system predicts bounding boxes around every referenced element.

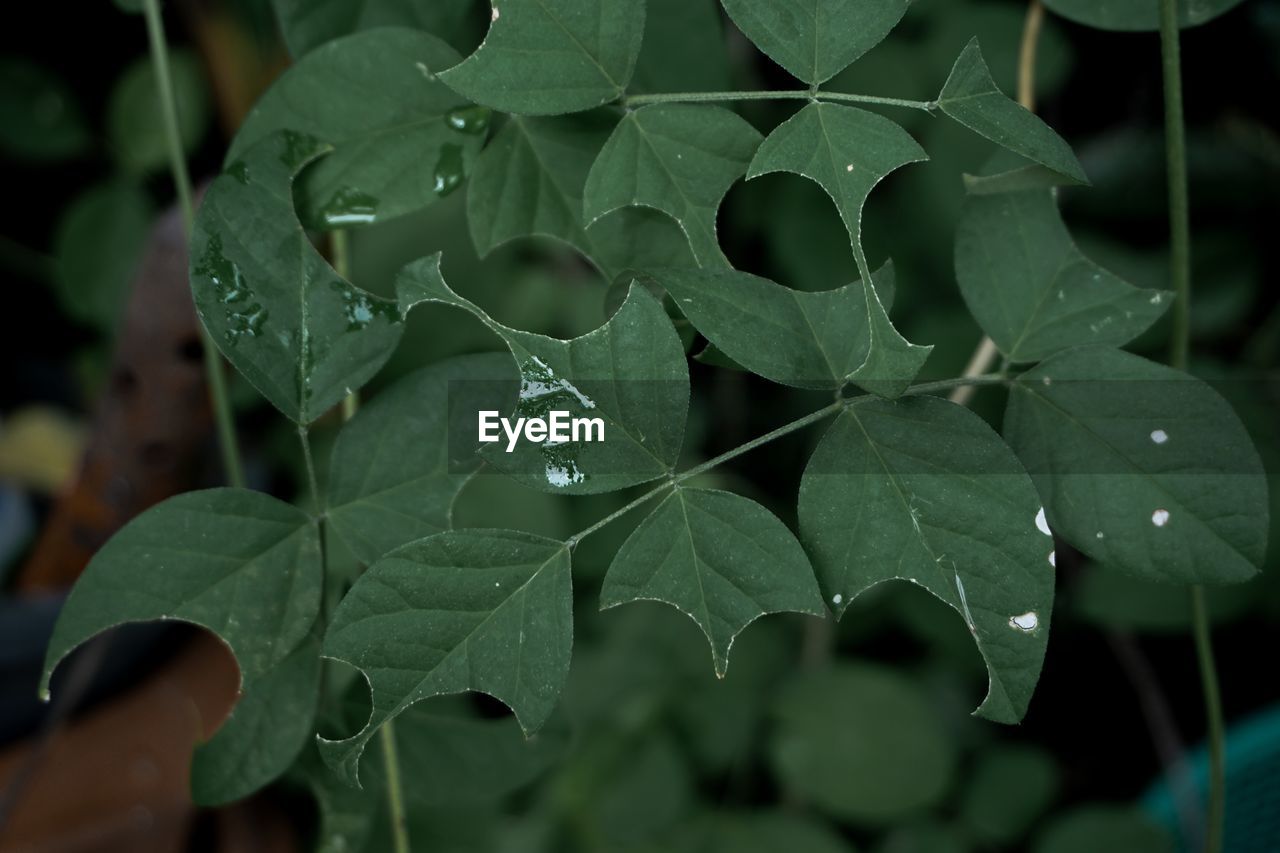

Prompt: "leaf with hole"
[191,131,430,424]
[396,254,690,494]
[600,487,824,677]
[1003,346,1268,584]
[746,102,931,396]
[438,0,646,115]
[955,188,1170,363]
[228,28,485,229]
[318,529,573,786]
[584,104,762,267]
[720,0,909,85]
[799,396,1054,723]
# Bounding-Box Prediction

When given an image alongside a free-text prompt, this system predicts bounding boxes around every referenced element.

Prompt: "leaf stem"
[141,0,244,488]
[379,719,411,853]
[298,426,322,513]
[623,89,937,112]
[1159,2,1224,850]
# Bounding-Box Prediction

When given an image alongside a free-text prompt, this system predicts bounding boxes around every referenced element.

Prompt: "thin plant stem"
[142,0,244,488]
[297,426,322,512]
[331,229,361,420]
[950,0,1044,406]
[623,89,936,112]
[379,720,411,853]
[1159,1,1225,848]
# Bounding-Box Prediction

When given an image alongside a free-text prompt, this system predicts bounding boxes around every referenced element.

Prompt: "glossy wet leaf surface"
[600,487,824,677]
[397,255,690,494]
[319,529,572,786]
[584,104,762,267]
[229,28,484,229]
[937,39,1087,185]
[656,262,896,390]
[41,488,322,698]
[438,0,645,115]
[1043,0,1246,31]
[747,102,931,395]
[1004,347,1268,584]
[799,396,1054,723]
[955,188,1170,363]
[327,353,517,564]
[191,131,428,423]
[721,0,909,84]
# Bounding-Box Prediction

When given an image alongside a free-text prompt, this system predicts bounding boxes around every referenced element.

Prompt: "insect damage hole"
[1009,611,1039,632]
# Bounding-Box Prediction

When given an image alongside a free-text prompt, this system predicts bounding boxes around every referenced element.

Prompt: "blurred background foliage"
[1,0,1278,851]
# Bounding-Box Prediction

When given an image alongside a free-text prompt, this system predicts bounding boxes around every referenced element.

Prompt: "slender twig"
[1158,1,1225,849]
[142,0,244,487]
[950,0,1044,406]
[623,89,936,112]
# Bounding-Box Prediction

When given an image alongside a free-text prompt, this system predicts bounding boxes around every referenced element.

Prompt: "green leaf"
[955,189,1171,363]
[319,529,573,786]
[630,0,731,93]
[1043,0,1245,31]
[191,633,321,805]
[1003,347,1268,584]
[1033,807,1173,853]
[656,261,896,391]
[720,0,909,84]
[107,50,210,176]
[0,58,92,162]
[584,104,762,267]
[746,102,931,396]
[937,39,1087,185]
[959,745,1060,844]
[799,397,1055,723]
[1073,564,1252,632]
[656,813,854,853]
[191,131,428,424]
[769,664,957,824]
[270,0,479,56]
[228,28,484,229]
[437,0,646,115]
[41,488,322,700]
[396,255,690,493]
[52,180,152,333]
[600,487,824,677]
[327,353,517,564]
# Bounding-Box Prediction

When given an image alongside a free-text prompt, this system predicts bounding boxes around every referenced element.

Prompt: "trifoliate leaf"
[769,664,957,823]
[319,529,573,786]
[747,102,931,396]
[655,262,896,390]
[326,353,518,565]
[107,50,210,176]
[955,188,1170,363]
[720,0,909,85]
[600,487,824,677]
[583,104,762,267]
[799,397,1054,723]
[1003,347,1268,584]
[228,28,484,229]
[270,0,477,57]
[1043,0,1245,31]
[937,39,1087,185]
[438,0,646,115]
[396,254,690,494]
[191,131,430,424]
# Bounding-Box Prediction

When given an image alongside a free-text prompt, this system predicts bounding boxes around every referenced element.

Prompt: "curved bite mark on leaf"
[437,0,646,115]
[799,398,1054,723]
[1004,347,1267,584]
[395,255,690,494]
[601,487,824,677]
[746,102,931,396]
[955,189,1170,363]
[318,529,573,787]
[41,488,322,701]
[583,104,763,267]
[937,39,1087,185]
[191,131,429,423]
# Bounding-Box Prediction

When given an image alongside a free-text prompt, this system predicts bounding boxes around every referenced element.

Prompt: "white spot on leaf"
[845,164,854,172]
[491,6,500,21]
[1152,508,1170,527]
[1009,611,1039,631]
[1035,507,1051,536]
[1048,550,1056,567]
[831,593,843,605]
[1150,429,1168,444]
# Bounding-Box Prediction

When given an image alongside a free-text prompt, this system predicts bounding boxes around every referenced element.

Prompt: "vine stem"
[328,228,409,853]
[950,0,1043,406]
[141,0,244,488]
[623,89,936,112]
[1158,1,1225,850]
[568,374,1008,547]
